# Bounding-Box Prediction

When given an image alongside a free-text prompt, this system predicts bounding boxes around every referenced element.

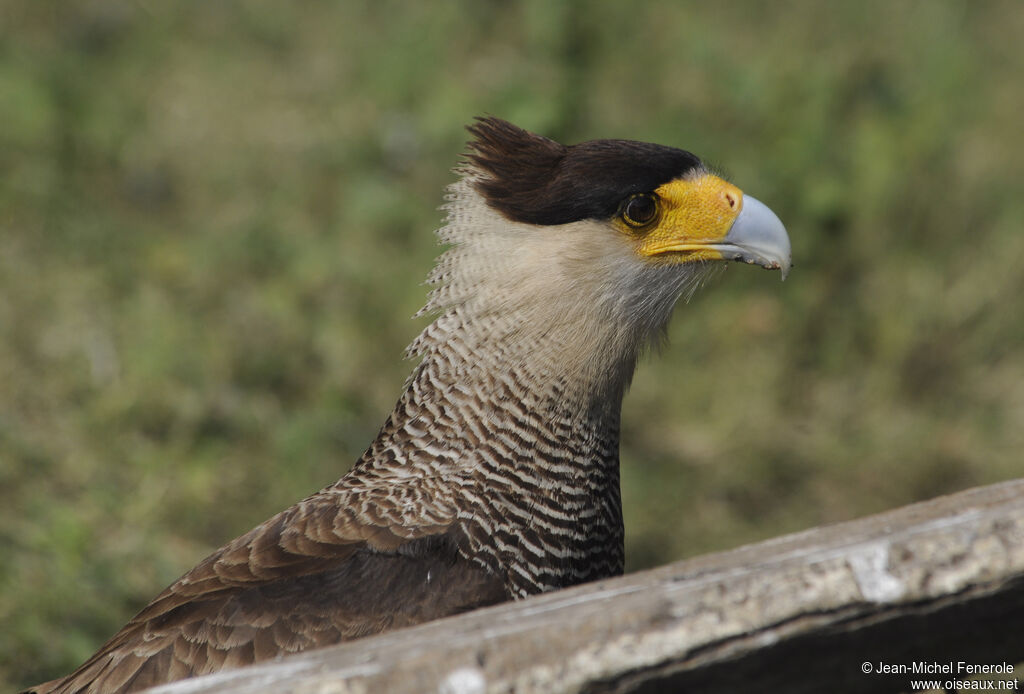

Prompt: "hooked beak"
[714,195,791,280]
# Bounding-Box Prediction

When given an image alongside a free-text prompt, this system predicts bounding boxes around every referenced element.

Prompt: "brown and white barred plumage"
[29,118,789,693]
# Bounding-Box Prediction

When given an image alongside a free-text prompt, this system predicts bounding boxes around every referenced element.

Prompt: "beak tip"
[724,194,792,280]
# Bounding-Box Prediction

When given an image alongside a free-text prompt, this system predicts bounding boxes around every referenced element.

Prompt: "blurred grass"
[2,0,1023,689]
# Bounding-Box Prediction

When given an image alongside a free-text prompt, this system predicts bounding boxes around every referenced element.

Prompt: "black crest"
[466,117,703,226]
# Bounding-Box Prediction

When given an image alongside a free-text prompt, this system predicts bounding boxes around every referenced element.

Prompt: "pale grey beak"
[716,195,792,280]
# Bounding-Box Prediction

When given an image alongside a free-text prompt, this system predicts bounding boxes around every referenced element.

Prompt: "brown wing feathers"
[31,493,506,693]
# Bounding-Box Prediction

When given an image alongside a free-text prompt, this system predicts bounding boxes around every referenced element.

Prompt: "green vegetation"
[3,1,1022,688]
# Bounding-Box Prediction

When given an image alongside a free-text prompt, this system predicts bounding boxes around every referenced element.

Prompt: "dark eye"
[622,194,658,227]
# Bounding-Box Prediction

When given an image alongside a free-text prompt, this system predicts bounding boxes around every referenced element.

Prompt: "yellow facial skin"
[617,174,744,263]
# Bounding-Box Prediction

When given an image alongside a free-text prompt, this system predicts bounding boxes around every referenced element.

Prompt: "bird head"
[463,117,790,277]
[413,118,791,396]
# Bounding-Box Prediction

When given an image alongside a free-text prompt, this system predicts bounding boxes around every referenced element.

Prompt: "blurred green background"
[3,1,1023,689]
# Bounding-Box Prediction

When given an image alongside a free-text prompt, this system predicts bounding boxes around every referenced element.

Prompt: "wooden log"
[152,479,1024,694]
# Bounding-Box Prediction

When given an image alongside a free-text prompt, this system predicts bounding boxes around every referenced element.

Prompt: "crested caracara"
[29,117,790,693]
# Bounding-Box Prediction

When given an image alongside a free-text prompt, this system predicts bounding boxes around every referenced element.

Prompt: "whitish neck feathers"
[407,170,715,410]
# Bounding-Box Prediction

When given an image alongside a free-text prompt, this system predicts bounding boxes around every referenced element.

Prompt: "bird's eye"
[622,194,658,227]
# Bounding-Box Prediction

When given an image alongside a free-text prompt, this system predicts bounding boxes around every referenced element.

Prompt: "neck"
[345,176,705,596]
[354,308,630,596]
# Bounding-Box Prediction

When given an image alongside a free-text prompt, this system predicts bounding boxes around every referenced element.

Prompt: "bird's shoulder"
[29,483,506,694]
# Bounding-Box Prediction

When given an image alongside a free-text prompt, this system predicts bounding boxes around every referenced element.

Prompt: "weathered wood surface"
[151,479,1024,694]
